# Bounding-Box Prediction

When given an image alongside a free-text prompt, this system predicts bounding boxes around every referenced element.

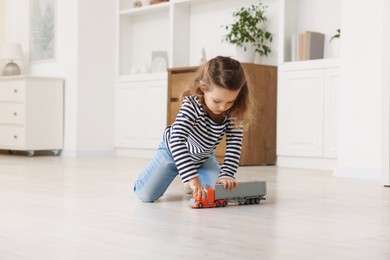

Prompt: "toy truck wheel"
[222,201,228,207]
[255,198,260,204]
[198,203,203,208]
[216,201,221,207]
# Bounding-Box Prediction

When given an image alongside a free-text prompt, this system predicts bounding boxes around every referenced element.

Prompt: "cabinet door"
[240,64,277,165]
[115,80,167,149]
[277,69,324,157]
[323,68,339,158]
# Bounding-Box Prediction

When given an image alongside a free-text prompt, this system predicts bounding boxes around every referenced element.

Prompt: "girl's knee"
[137,195,156,203]
[134,185,160,203]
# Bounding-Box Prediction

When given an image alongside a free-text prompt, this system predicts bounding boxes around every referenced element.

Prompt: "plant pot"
[330,40,340,58]
[149,0,166,4]
[235,43,256,63]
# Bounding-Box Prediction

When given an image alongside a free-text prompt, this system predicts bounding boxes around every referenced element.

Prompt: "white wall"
[334,0,384,179]
[382,0,390,186]
[77,0,115,155]
[0,0,6,69]
[5,0,115,156]
[0,0,6,42]
[28,0,79,155]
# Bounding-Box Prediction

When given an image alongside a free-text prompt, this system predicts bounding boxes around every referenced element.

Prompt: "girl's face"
[203,85,240,116]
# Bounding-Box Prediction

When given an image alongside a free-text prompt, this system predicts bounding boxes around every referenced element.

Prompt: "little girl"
[134,56,253,202]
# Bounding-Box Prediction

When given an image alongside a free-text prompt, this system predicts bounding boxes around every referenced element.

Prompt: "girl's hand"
[189,177,208,201]
[216,178,238,192]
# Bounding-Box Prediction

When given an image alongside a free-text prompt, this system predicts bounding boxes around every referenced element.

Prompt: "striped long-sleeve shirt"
[163,95,243,183]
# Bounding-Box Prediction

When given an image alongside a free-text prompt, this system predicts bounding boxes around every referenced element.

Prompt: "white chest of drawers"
[0,76,64,156]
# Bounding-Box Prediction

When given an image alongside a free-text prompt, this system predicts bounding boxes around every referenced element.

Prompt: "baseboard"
[276,156,337,170]
[333,165,381,180]
[115,148,155,159]
[61,149,115,157]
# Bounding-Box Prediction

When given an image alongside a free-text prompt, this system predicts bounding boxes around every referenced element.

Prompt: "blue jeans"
[134,142,221,202]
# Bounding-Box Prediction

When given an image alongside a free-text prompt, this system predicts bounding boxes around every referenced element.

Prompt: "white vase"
[235,43,256,63]
[331,40,340,58]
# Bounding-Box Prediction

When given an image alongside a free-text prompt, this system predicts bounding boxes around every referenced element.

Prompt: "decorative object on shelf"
[151,51,168,73]
[151,57,167,73]
[133,0,142,8]
[130,68,139,74]
[149,0,167,5]
[292,31,325,61]
[199,47,207,65]
[330,28,341,58]
[30,0,55,62]
[222,1,273,63]
[0,43,24,76]
[140,63,151,74]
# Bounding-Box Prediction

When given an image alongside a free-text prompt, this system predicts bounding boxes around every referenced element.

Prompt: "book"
[298,33,304,61]
[291,34,297,61]
[303,32,308,60]
[292,31,325,61]
[306,31,325,60]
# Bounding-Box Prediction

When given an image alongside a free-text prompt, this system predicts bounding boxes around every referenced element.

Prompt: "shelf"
[280,58,339,71]
[118,7,170,76]
[120,2,170,16]
[278,0,340,64]
[117,72,168,83]
[171,0,223,6]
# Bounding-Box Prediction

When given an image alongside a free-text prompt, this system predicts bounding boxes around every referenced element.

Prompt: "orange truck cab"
[189,187,228,208]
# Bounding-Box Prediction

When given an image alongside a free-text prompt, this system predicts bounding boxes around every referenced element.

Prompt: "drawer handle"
[170,97,179,102]
[13,135,18,139]
[13,112,17,116]
[13,89,18,93]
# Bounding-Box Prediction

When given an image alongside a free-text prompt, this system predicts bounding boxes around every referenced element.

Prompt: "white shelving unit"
[117,0,245,77]
[277,0,341,170]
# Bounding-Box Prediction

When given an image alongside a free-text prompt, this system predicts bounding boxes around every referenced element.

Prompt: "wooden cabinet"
[167,64,277,166]
[0,76,64,156]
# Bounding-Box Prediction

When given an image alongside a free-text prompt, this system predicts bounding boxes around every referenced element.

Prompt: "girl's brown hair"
[182,56,254,128]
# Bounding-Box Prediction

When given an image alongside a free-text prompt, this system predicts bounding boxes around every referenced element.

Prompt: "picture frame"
[151,51,168,73]
[30,0,56,63]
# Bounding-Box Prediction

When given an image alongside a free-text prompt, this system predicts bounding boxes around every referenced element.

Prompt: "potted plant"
[222,2,273,63]
[330,28,341,42]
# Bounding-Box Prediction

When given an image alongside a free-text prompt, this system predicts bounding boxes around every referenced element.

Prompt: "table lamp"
[0,43,23,76]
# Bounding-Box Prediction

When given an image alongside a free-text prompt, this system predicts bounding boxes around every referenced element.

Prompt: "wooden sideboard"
[167,64,277,166]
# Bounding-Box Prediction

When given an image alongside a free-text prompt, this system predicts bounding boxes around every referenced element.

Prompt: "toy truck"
[189,181,267,209]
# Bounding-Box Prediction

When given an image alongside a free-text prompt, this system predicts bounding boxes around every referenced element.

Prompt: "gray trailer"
[214,180,267,205]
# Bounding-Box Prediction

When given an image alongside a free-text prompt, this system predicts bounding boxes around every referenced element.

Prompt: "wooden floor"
[0,153,389,260]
